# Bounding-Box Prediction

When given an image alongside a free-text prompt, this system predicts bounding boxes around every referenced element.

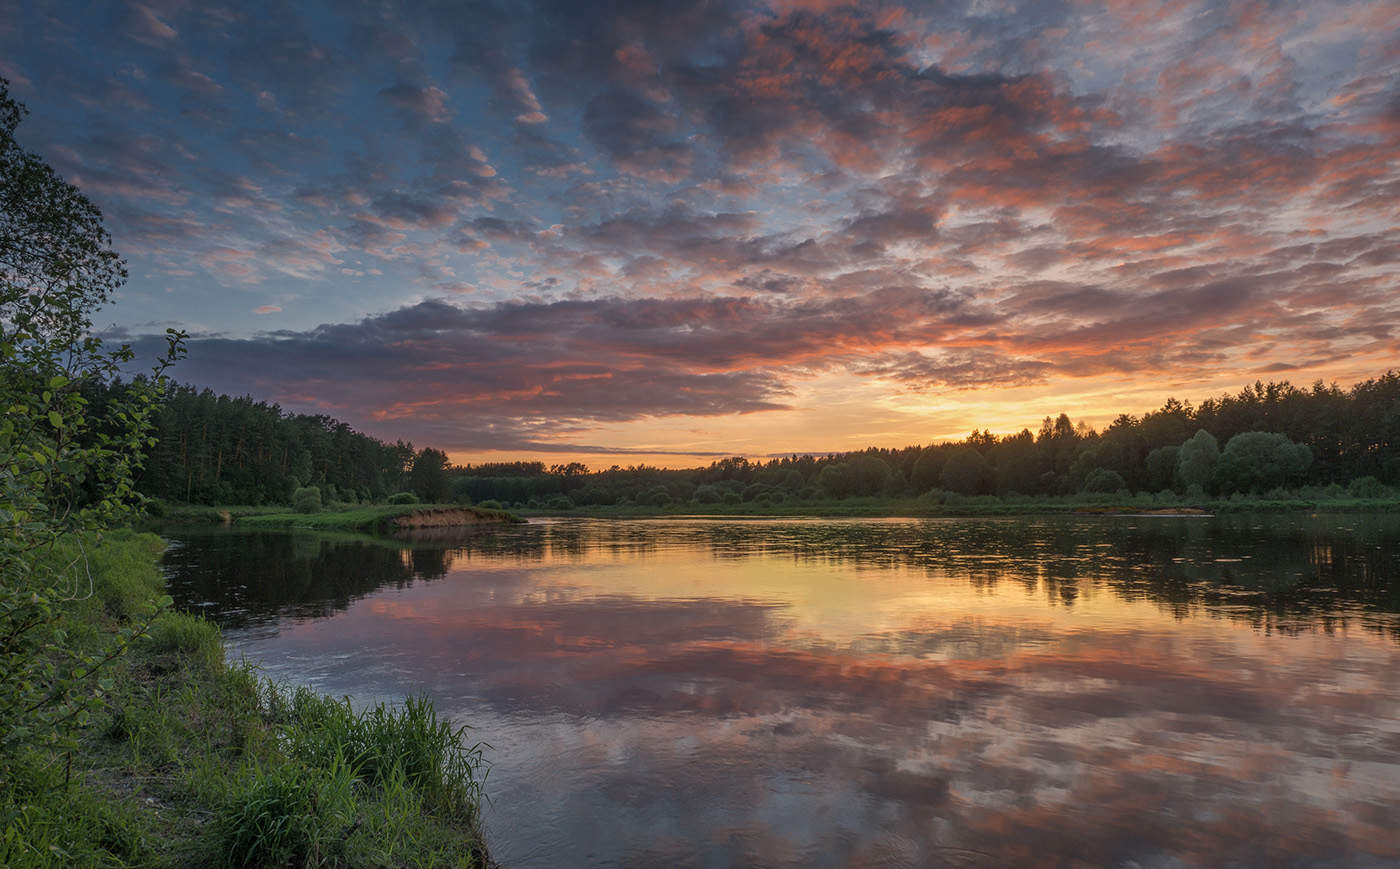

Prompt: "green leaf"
[47,410,62,428]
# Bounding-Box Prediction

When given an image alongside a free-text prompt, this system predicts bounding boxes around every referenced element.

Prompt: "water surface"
[163,515,1400,867]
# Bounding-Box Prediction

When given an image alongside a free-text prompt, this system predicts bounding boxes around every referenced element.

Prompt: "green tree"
[1082,467,1126,494]
[909,447,946,494]
[292,485,323,513]
[1175,429,1219,494]
[817,454,892,498]
[1214,431,1312,494]
[1145,444,1180,492]
[939,446,988,495]
[409,447,451,503]
[1,78,183,760]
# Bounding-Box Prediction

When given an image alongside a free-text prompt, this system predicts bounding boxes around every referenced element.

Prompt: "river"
[162,514,1400,867]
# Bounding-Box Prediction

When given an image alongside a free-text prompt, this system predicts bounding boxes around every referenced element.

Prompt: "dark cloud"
[852,350,1055,390]
[377,82,451,123]
[583,89,691,179]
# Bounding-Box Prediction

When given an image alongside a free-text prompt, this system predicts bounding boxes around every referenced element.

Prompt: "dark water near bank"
[163,515,1400,867]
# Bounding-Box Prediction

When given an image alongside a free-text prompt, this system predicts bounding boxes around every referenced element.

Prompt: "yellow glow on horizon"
[447,351,1397,470]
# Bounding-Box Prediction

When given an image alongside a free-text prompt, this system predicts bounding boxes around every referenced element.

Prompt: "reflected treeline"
[165,514,1400,641]
[163,530,462,628]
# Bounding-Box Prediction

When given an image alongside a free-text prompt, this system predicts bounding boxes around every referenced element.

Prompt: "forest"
[105,371,1400,510]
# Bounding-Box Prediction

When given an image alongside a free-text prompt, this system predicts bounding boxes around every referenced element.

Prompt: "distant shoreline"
[156,496,1400,528]
[508,496,1400,520]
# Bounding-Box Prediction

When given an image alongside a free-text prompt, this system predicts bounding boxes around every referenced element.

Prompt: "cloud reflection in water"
[167,517,1400,867]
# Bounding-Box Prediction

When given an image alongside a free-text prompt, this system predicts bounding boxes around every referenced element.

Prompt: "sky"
[2,0,1397,468]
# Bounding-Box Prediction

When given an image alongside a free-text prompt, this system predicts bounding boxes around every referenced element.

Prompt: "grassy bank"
[158,502,523,532]
[1,532,491,867]
[512,491,1400,519]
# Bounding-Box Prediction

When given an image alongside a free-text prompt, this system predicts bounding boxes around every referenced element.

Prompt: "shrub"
[1083,468,1126,493]
[477,499,503,510]
[1176,429,1220,492]
[940,447,988,495]
[386,491,418,505]
[1214,432,1312,494]
[292,486,322,513]
[1347,476,1386,498]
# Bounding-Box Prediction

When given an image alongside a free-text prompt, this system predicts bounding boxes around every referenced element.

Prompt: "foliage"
[1347,476,1385,499]
[1145,444,1180,492]
[1082,467,1127,494]
[232,503,522,533]
[0,78,182,767]
[140,365,1400,513]
[409,448,452,503]
[817,455,893,498]
[388,491,419,505]
[1214,431,1312,494]
[940,446,988,495]
[145,609,223,672]
[1,530,490,866]
[1176,429,1220,493]
[909,447,945,494]
[292,485,323,514]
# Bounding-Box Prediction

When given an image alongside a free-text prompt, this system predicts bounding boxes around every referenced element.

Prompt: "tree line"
[118,372,1400,508]
[76,380,455,506]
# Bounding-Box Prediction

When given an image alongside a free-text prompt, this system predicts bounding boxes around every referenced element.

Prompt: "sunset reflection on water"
[165,516,1400,867]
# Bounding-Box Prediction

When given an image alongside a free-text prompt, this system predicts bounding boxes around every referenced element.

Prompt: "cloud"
[7,0,1399,455]
[377,82,451,123]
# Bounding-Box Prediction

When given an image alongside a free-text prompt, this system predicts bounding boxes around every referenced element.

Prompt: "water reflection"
[164,516,1400,867]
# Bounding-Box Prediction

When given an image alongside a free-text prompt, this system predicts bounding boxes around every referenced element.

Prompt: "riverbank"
[0,531,491,867]
[157,502,523,532]
[509,491,1400,519]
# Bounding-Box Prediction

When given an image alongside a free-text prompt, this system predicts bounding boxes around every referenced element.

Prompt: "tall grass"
[2,533,492,867]
[272,687,490,820]
[206,684,491,866]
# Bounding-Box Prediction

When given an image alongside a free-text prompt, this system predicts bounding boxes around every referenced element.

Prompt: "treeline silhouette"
[86,382,444,505]
[106,372,1399,507]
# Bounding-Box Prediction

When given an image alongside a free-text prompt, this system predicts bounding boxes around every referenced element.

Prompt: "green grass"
[229,503,522,532]
[153,503,286,524]
[1,532,492,868]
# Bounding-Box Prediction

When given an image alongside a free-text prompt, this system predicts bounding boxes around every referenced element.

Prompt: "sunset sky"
[2,0,1396,467]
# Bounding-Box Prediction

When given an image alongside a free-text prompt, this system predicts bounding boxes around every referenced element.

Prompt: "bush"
[546,495,574,510]
[292,486,322,514]
[386,491,418,505]
[1347,476,1386,498]
[1214,431,1311,494]
[940,447,988,495]
[1083,468,1127,494]
[1176,429,1220,492]
[477,499,503,510]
